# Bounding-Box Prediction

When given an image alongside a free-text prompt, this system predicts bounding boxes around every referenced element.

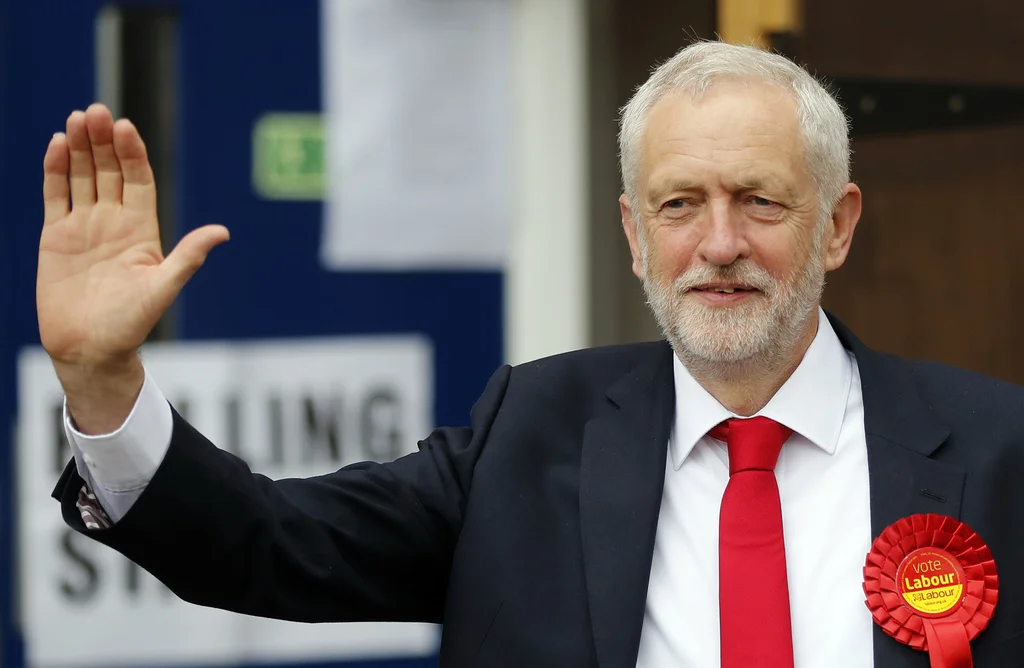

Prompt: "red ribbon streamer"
[924,619,972,668]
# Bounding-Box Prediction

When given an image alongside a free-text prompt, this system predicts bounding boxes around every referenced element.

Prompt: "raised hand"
[37,103,229,432]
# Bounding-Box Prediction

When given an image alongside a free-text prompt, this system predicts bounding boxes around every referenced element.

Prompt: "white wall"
[506,0,590,365]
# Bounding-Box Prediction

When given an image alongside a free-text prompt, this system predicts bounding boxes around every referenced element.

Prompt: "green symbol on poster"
[252,113,325,200]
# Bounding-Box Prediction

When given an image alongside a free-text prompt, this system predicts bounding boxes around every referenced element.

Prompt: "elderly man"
[40,41,1024,667]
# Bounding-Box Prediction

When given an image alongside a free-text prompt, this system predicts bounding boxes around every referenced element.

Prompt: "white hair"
[618,40,850,224]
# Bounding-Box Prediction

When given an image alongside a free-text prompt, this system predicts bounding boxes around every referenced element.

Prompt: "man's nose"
[697,201,750,266]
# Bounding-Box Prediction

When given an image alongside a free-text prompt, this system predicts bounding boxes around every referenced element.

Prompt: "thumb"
[159,224,230,297]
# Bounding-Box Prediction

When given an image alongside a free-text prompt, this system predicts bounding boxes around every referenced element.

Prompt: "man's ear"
[824,183,862,272]
[620,193,645,280]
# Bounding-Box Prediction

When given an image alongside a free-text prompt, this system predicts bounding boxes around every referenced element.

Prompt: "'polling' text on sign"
[17,336,438,668]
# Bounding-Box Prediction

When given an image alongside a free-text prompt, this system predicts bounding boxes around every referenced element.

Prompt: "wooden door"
[801,0,1024,383]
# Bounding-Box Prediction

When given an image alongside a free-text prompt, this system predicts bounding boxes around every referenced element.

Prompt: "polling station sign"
[16,336,438,667]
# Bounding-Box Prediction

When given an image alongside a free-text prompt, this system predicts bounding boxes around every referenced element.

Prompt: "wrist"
[54,355,145,435]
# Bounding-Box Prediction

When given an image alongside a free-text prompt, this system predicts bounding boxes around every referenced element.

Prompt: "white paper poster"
[320,0,513,270]
[17,336,438,667]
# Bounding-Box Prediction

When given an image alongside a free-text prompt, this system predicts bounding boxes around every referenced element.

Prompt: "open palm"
[37,104,228,366]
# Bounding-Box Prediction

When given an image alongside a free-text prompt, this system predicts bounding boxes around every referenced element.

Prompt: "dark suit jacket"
[54,314,1024,667]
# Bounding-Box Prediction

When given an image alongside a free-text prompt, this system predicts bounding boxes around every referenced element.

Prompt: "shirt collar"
[669,308,853,470]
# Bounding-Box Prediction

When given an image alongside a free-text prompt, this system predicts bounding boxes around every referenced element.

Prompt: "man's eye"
[665,199,687,209]
[751,196,774,206]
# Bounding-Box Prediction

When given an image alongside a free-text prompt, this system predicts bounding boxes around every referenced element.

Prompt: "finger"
[159,224,231,297]
[85,104,122,204]
[43,133,71,225]
[65,111,96,208]
[112,119,157,215]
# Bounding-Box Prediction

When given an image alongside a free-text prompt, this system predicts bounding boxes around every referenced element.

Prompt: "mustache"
[672,262,777,294]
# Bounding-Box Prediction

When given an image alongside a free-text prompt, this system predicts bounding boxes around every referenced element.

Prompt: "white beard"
[641,232,827,375]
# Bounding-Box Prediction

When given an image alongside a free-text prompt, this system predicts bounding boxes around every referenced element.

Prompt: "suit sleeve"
[52,363,513,625]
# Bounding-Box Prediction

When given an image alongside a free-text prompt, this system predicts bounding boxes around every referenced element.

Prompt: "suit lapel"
[830,314,967,668]
[579,344,675,668]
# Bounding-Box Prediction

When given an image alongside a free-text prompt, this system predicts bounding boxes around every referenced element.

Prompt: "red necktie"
[710,417,795,668]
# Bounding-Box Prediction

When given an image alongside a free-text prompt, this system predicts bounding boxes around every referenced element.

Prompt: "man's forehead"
[646,84,800,143]
[640,84,808,194]
[644,134,803,164]
[643,138,807,193]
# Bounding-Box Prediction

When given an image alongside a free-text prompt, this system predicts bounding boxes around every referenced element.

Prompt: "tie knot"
[708,416,792,475]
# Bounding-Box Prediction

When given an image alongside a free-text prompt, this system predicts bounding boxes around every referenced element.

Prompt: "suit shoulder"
[905,358,1024,396]
[476,341,670,436]
[901,357,1024,417]
[505,341,670,395]
[511,340,668,375]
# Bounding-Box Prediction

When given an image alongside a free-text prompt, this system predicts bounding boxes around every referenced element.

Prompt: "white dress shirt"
[67,308,875,666]
[65,367,173,522]
[635,308,874,667]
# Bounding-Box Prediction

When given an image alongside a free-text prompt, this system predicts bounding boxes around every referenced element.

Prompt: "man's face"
[621,81,852,367]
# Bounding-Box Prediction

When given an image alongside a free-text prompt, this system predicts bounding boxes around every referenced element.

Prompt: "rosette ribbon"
[863,514,998,668]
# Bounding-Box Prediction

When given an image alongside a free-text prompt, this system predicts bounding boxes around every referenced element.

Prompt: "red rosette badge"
[863,514,998,668]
